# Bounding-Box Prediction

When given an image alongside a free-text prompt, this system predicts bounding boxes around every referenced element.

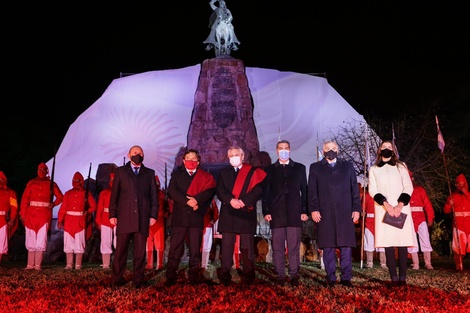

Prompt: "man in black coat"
[216,146,267,286]
[109,145,159,288]
[262,140,308,286]
[308,140,361,287]
[165,149,216,286]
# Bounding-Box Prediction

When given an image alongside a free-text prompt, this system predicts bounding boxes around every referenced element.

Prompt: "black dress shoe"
[389,281,400,288]
[275,278,285,286]
[290,278,300,286]
[340,280,352,287]
[326,281,336,288]
[399,281,407,287]
[111,279,127,287]
[134,281,148,289]
[165,279,176,286]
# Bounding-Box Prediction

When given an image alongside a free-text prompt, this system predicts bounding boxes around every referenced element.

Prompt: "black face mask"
[381,149,393,158]
[131,154,144,165]
[324,150,338,161]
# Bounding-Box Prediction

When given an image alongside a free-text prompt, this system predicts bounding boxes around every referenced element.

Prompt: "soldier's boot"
[145,250,154,270]
[410,252,420,269]
[102,254,111,269]
[65,253,74,269]
[201,251,210,269]
[34,251,43,270]
[423,251,433,269]
[379,252,387,268]
[366,251,374,268]
[25,251,35,270]
[454,254,463,271]
[156,250,164,270]
[75,253,83,270]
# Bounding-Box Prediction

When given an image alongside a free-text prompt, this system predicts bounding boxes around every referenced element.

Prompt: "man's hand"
[352,211,360,223]
[149,218,156,226]
[109,218,117,226]
[311,211,321,223]
[57,222,63,229]
[301,213,308,222]
[264,214,272,222]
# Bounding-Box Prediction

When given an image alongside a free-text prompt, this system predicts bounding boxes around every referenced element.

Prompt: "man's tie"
[329,162,336,168]
[189,171,194,176]
[134,167,139,175]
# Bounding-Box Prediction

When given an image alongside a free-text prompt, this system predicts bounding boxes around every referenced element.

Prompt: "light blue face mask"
[279,149,290,161]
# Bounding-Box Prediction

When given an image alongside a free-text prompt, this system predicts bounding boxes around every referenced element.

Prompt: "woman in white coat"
[368,140,417,287]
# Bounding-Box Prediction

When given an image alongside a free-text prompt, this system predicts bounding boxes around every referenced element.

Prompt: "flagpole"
[435,115,461,253]
[360,125,369,269]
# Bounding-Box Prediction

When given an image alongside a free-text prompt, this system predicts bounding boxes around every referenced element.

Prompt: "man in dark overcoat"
[308,140,361,287]
[109,145,159,288]
[216,146,267,285]
[262,140,308,286]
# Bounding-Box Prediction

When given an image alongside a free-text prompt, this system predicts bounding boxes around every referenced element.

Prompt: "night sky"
[4,1,469,191]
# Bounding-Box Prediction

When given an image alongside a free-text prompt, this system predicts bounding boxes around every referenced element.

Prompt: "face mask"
[324,150,337,161]
[131,154,144,165]
[230,156,242,167]
[278,149,290,161]
[381,149,393,158]
[184,160,198,170]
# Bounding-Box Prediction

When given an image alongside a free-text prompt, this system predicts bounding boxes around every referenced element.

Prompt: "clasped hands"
[384,201,403,217]
[186,196,198,211]
[230,198,245,209]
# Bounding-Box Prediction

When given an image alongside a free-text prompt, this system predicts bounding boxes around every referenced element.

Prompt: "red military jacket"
[58,188,96,237]
[409,184,434,231]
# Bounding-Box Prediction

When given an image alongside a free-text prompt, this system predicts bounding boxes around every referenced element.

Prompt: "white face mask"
[278,149,290,161]
[229,156,242,167]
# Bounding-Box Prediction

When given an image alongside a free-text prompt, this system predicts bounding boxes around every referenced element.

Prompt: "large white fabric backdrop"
[47,64,366,216]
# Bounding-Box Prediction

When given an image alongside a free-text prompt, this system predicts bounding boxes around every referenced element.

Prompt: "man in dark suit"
[308,140,361,287]
[109,145,159,288]
[216,146,267,286]
[165,149,216,286]
[262,140,308,286]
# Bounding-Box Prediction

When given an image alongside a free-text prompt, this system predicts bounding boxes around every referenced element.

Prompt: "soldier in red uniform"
[0,171,19,264]
[20,163,64,270]
[407,171,435,270]
[443,173,470,271]
[201,198,219,269]
[145,175,167,270]
[359,183,386,268]
[95,173,115,269]
[57,172,97,270]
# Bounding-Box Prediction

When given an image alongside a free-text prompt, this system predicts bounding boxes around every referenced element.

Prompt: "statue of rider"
[203,0,240,57]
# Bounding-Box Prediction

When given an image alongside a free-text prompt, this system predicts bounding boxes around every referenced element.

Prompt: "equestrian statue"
[203,0,240,57]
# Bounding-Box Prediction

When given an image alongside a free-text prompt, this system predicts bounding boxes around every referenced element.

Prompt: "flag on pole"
[392,123,400,159]
[435,115,445,153]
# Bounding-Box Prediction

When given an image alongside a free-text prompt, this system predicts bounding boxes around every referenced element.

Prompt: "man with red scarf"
[165,149,216,286]
[444,173,470,271]
[20,162,64,270]
[57,172,97,269]
[216,146,267,286]
[0,171,18,264]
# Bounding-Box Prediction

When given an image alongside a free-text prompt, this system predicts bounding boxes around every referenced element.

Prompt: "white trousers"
[25,224,48,251]
[408,221,433,253]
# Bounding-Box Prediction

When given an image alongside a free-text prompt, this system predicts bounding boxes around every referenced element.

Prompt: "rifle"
[83,163,94,262]
[164,162,171,237]
[49,154,56,206]
[48,154,56,238]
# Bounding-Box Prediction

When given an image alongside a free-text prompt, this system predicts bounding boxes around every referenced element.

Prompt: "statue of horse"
[203,1,240,57]
[214,19,239,57]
